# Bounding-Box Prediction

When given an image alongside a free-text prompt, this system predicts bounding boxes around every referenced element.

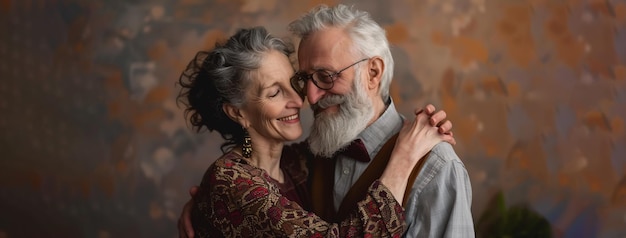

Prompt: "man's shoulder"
[411,142,467,190]
[428,142,463,165]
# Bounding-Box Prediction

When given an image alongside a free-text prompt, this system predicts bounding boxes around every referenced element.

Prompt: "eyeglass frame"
[290,58,370,97]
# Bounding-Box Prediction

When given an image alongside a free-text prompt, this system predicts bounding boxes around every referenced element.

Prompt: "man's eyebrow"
[308,64,336,72]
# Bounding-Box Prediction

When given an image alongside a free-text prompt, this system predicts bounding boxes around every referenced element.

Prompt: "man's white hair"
[289,4,394,100]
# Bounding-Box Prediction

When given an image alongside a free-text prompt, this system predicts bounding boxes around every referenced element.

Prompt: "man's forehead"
[297,29,352,70]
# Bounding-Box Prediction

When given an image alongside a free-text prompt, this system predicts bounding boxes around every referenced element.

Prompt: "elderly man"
[287,5,474,237]
[179,4,474,238]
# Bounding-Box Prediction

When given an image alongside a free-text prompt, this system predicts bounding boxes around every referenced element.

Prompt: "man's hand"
[178,186,198,238]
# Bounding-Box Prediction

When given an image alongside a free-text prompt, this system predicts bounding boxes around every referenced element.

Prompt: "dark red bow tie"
[337,139,371,162]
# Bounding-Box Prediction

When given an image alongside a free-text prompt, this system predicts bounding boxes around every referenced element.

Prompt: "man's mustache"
[311,94,347,112]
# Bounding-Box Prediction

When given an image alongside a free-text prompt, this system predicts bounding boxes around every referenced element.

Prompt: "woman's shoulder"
[202,151,268,185]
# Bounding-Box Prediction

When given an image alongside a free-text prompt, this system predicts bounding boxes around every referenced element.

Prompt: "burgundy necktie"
[337,139,371,162]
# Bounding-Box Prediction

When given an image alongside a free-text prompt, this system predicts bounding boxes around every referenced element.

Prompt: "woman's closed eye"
[268,89,280,98]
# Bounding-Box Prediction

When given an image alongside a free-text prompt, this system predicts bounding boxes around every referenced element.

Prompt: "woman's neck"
[235,140,285,183]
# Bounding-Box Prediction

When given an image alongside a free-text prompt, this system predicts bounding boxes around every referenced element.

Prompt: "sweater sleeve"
[193,157,406,237]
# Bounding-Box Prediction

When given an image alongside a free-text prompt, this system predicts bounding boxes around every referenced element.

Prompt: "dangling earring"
[242,128,252,158]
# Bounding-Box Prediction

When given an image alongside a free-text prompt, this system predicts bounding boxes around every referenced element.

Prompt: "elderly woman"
[177,26,454,237]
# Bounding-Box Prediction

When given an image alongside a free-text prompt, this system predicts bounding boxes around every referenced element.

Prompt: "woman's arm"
[195,159,405,237]
[380,108,456,204]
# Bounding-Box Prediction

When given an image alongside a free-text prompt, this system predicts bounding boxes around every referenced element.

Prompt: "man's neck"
[366,96,389,127]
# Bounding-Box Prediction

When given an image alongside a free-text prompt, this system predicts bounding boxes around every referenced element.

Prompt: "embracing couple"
[176,4,474,238]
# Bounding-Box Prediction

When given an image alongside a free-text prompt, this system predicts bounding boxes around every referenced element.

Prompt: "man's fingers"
[183,201,195,238]
[178,218,187,238]
[185,223,195,238]
[189,186,199,197]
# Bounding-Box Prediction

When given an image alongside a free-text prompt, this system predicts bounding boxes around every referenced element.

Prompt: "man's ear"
[223,103,248,127]
[367,57,384,90]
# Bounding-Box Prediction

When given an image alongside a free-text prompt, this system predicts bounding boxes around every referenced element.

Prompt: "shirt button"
[343,168,350,175]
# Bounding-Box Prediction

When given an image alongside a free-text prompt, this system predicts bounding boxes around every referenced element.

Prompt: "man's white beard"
[308,71,375,158]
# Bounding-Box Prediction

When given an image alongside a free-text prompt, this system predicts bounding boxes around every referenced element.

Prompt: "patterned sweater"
[191,150,406,237]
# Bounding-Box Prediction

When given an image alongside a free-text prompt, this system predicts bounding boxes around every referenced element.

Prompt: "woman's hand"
[423,104,455,139]
[379,105,455,204]
[394,108,456,166]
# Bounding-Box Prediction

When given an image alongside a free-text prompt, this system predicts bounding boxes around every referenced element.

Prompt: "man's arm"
[404,142,474,238]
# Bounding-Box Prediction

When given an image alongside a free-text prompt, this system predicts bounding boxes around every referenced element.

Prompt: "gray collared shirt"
[333,101,475,237]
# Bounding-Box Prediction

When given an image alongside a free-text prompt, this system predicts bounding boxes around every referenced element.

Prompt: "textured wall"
[1,0,625,237]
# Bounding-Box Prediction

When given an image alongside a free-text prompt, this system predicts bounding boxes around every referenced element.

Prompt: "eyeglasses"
[290,58,369,97]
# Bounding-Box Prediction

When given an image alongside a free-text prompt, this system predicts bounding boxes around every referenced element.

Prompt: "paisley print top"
[191,151,406,237]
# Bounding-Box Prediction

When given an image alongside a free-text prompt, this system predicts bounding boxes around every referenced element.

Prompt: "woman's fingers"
[441,133,456,145]
[438,120,453,134]
[425,104,436,115]
[429,110,447,126]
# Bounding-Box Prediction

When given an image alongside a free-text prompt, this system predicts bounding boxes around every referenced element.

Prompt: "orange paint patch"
[430,31,487,66]
[613,65,626,81]
[587,58,613,79]
[529,0,547,8]
[507,143,529,169]
[441,68,457,95]
[582,110,611,132]
[611,117,624,135]
[588,0,612,16]
[132,109,166,127]
[481,76,506,96]
[431,30,447,46]
[454,114,479,144]
[143,85,169,104]
[308,0,338,8]
[507,81,521,99]
[147,40,168,61]
[203,30,227,50]
[558,174,571,186]
[615,3,626,21]
[545,5,586,68]
[462,81,475,95]
[586,174,603,192]
[496,5,536,68]
[480,136,500,157]
[450,36,489,66]
[612,177,626,205]
[389,83,403,105]
[441,93,459,115]
[385,23,409,44]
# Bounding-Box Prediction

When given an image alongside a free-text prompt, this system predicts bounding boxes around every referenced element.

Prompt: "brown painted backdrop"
[1,0,625,237]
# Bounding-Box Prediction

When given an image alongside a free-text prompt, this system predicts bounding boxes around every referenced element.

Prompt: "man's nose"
[306,79,326,105]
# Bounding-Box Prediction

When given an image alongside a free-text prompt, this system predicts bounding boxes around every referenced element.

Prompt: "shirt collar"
[356,98,404,159]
